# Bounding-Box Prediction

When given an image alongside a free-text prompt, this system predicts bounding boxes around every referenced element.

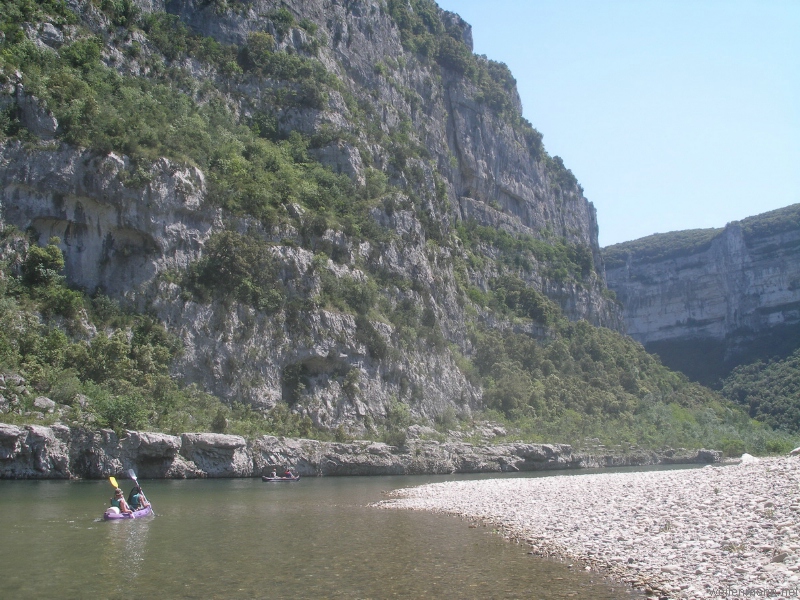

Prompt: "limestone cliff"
[0,0,621,431]
[604,204,800,385]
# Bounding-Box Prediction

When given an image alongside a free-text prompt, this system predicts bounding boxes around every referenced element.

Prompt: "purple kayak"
[103,505,153,520]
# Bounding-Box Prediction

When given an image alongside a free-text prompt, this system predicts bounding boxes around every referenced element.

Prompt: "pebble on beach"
[374,457,800,600]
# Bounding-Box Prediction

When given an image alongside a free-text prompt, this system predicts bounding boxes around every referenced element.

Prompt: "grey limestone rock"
[0,425,721,479]
[0,423,71,478]
[0,0,624,433]
[33,396,56,413]
[180,433,253,478]
[0,423,23,461]
[15,85,58,139]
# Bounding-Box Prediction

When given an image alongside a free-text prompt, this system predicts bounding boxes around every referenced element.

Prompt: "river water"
[1,471,647,599]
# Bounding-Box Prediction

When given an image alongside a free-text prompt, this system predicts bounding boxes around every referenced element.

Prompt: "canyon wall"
[604,204,800,384]
[0,0,621,431]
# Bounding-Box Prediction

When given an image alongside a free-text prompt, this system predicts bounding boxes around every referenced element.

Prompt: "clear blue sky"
[434,0,800,247]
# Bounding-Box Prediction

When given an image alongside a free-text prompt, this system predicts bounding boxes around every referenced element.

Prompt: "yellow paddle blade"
[109,476,118,488]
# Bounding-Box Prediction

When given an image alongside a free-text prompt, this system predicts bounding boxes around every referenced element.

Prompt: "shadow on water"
[0,468,663,599]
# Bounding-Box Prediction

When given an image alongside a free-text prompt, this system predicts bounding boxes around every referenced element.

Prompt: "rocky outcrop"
[0,424,721,479]
[0,423,200,479]
[0,423,71,477]
[0,142,214,298]
[604,205,800,383]
[181,432,253,477]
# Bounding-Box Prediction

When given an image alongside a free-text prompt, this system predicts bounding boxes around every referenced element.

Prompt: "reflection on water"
[102,506,153,590]
[0,471,648,599]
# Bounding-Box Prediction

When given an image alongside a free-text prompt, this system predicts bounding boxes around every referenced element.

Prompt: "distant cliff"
[604,204,800,385]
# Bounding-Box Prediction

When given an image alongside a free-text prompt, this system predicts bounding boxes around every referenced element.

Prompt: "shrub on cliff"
[456,221,594,283]
[721,349,800,433]
[22,237,64,287]
[381,399,411,447]
[184,231,285,312]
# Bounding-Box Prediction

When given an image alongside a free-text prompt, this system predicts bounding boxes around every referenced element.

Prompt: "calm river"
[1,471,647,599]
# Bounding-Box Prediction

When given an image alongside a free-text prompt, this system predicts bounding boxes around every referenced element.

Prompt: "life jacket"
[111,497,123,509]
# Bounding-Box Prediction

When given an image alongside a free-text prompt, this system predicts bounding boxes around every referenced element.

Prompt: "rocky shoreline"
[0,423,719,479]
[375,455,800,600]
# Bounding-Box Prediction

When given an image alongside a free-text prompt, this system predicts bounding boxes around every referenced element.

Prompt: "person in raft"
[110,488,133,515]
[283,467,295,479]
[270,470,277,478]
[128,485,150,511]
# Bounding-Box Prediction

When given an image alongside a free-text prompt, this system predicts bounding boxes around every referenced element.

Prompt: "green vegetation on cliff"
[0,226,792,454]
[471,321,793,455]
[604,202,800,427]
[385,0,580,192]
[602,228,722,270]
[457,220,594,281]
[1,0,593,296]
[738,203,800,243]
[0,4,354,230]
[0,228,322,438]
[602,203,800,270]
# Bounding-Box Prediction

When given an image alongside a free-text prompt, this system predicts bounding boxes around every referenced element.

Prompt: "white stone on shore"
[374,456,800,599]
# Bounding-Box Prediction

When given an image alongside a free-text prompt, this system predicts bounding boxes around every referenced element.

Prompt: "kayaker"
[110,488,133,515]
[128,485,150,511]
[270,470,277,478]
[283,467,294,479]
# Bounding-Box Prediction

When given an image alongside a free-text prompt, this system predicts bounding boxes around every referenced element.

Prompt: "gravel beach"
[374,456,800,599]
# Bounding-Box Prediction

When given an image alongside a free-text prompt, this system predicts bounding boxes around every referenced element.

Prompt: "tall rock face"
[604,204,800,385]
[0,0,621,431]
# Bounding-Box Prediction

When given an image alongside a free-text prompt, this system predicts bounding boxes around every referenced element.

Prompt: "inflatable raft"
[103,505,153,520]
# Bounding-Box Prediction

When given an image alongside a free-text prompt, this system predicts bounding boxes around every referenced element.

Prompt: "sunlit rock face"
[0,0,622,431]
[0,144,214,298]
[605,209,800,384]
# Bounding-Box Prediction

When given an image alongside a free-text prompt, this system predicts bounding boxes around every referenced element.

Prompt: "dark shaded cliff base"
[0,423,720,480]
[647,322,800,387]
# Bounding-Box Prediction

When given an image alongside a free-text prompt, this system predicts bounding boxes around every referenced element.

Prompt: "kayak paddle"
[127,468,139,489]
[128,469,153,515]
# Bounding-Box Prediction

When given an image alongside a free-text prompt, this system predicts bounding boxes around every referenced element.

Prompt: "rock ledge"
[0,423,719,479]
